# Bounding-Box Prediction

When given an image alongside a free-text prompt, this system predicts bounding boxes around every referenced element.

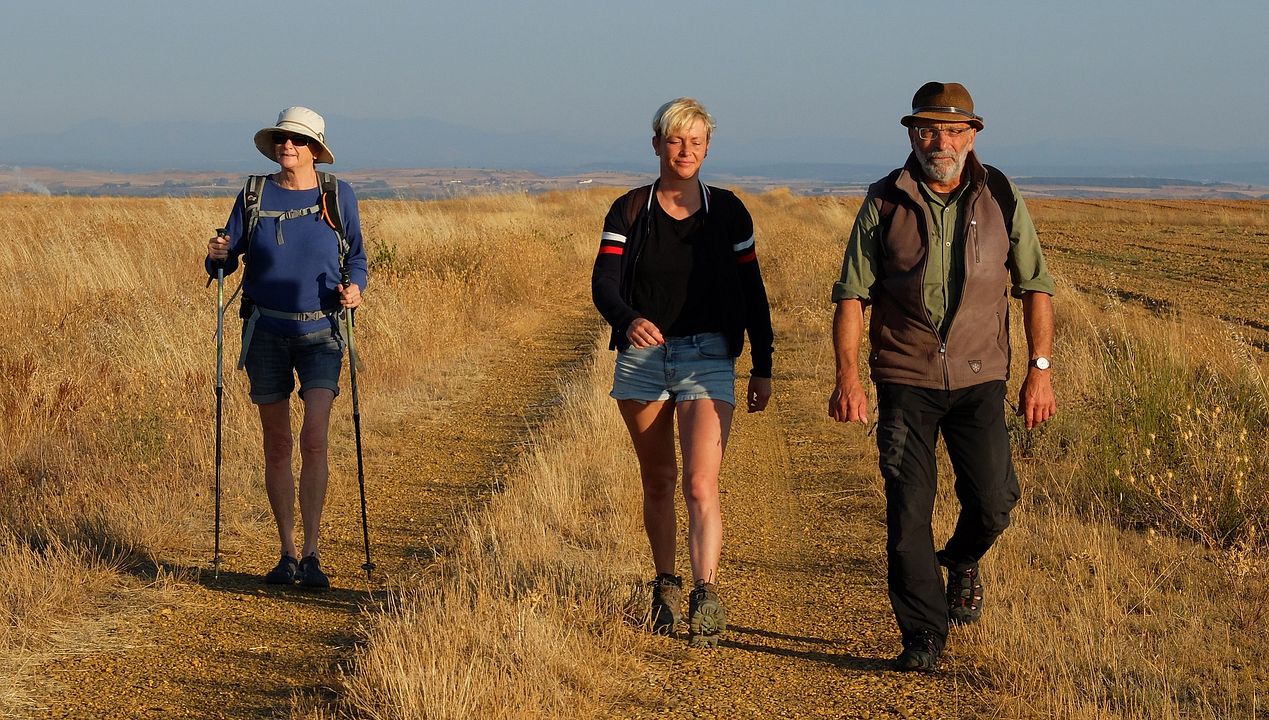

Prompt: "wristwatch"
[1029,356,1051,371]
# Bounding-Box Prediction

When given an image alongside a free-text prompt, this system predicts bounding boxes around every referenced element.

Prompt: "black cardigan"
[590,180,774,378]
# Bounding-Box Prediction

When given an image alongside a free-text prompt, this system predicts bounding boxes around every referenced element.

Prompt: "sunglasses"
[271,132,315,147]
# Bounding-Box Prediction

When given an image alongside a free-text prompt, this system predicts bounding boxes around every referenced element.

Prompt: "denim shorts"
[242,324,343,405]
[611,332,736,406]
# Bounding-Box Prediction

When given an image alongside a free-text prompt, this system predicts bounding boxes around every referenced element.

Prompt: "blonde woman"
[591,98,774,647]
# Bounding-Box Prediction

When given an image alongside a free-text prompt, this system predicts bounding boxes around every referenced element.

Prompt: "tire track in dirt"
[39,307,601,719]
[616,327,970,719]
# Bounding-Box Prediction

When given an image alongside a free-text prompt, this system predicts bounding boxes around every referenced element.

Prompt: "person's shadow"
[719,624,890,671]
[129,557,390,613]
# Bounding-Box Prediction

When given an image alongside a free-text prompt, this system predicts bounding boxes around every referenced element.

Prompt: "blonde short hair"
[652,97,717,139]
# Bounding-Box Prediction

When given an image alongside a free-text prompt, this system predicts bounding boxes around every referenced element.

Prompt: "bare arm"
[1018,291,1056,429]
[828,299,869,423]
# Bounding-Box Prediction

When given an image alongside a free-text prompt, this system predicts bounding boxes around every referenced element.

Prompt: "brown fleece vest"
[867,153,1012,390]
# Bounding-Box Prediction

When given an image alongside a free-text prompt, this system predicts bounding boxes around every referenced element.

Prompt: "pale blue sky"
[2,1,1266,169]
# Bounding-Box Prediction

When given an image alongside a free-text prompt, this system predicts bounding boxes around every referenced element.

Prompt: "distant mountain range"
[2,115,1268,187]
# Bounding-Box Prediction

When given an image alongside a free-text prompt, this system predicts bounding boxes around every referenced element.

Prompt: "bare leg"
[618,399,679,575]
[258,399,296,558]
[297,388,335,559]
[677,398,734,585]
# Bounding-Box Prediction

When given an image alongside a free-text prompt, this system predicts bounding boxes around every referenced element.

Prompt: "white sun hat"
[252,106,335,164]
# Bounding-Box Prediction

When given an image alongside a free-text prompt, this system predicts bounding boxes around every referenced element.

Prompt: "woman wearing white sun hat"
[205,106,367,589]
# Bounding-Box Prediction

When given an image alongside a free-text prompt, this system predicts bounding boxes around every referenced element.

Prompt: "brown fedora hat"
[900,82,984,130]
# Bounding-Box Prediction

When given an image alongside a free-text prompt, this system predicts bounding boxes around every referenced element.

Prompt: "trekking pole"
[212,228,227,579]
[342,270,375,582]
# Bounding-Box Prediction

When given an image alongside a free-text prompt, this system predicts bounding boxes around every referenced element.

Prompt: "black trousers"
[875,380,1020,651]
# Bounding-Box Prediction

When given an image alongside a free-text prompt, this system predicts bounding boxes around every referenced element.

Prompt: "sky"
[2,0,1267,172]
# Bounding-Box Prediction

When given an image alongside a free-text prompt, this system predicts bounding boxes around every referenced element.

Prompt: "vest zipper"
[941,192,979,390]
[970,218,980,263]
[917,204,947,388]
[939,341,949,389]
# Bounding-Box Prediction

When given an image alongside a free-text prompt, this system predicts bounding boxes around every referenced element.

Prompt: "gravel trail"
[40,305,974,719]
[41,310,599,719]
[615,326,968,719]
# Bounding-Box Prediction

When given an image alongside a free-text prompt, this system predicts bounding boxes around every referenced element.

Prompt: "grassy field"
[1,191,1266,718]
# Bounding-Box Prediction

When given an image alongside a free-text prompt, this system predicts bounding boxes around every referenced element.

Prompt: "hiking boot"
[947,564,984,625]
[264,554,298,585]
[894,630,940,672]
[687,582,727,649]
[648,573,684,634]
[297,554,330,589]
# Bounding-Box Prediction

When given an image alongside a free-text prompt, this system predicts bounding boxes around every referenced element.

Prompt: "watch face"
[1032,357,1051,370]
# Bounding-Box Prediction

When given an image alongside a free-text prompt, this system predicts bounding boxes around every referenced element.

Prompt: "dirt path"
[40,306,976,719]
[615,328,965,719]
[40,309,601,719]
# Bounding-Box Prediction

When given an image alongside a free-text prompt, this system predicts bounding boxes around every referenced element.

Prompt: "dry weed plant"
[952,226,1269,718]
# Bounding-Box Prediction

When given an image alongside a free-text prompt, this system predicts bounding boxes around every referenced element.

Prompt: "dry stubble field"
[0,190,1267,719]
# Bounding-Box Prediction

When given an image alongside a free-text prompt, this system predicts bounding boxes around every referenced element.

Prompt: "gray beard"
[913,146,968,184]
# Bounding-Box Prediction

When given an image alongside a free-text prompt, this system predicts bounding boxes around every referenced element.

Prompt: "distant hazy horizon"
[3,2,1267,181]
[3,114,1267,187]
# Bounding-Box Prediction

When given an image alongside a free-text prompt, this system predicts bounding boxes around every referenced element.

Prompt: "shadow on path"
[724,625,891,671]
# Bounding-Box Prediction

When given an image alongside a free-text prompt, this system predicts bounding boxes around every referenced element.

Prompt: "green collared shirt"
[832,174,1055,335]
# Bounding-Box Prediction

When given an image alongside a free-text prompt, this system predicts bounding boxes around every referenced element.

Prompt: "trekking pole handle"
[206,228,229,288]
[213,228,228,266]
[340,269,355,323]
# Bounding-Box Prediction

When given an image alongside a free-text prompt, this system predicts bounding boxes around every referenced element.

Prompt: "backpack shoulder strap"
[227,174,267,305]
[316,171,354,285]
[317,171,346,243]
[242,174,267,245]
[623,184,652,231]
[982,164,1016,237]
[238,174,268,274]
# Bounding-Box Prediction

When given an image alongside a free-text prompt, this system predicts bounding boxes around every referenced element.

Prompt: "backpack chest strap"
[258,204,322,245]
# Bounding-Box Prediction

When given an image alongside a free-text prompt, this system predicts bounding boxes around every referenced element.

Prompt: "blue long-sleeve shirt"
[206,176,368,337]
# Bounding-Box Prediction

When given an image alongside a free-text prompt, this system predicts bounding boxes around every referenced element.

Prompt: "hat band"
[912,105,983,122]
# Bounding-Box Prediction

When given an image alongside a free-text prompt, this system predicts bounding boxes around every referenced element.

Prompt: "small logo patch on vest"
[969,360,982,373]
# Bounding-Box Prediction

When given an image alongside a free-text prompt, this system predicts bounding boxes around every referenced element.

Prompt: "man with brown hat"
[828,82,1056,671]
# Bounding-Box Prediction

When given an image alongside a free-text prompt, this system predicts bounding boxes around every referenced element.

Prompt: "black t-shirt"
[630,200,730,337]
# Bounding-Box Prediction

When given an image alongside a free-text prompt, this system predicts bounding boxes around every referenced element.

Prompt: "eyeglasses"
[914,126,973,142]
[272,132,315,146]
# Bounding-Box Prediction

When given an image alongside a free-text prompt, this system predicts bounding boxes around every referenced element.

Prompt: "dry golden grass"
[955,277,1269,719]
[325,339,650,718]
[756,192,1269,717]
[3,190,1267,718]
[1034,198,1269,352]
[329,191,1268,718]
[0,189,607,713]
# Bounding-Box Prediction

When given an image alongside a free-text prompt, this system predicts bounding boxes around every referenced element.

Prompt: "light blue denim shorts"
[611,332,736,406]
[242,324,343,405]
